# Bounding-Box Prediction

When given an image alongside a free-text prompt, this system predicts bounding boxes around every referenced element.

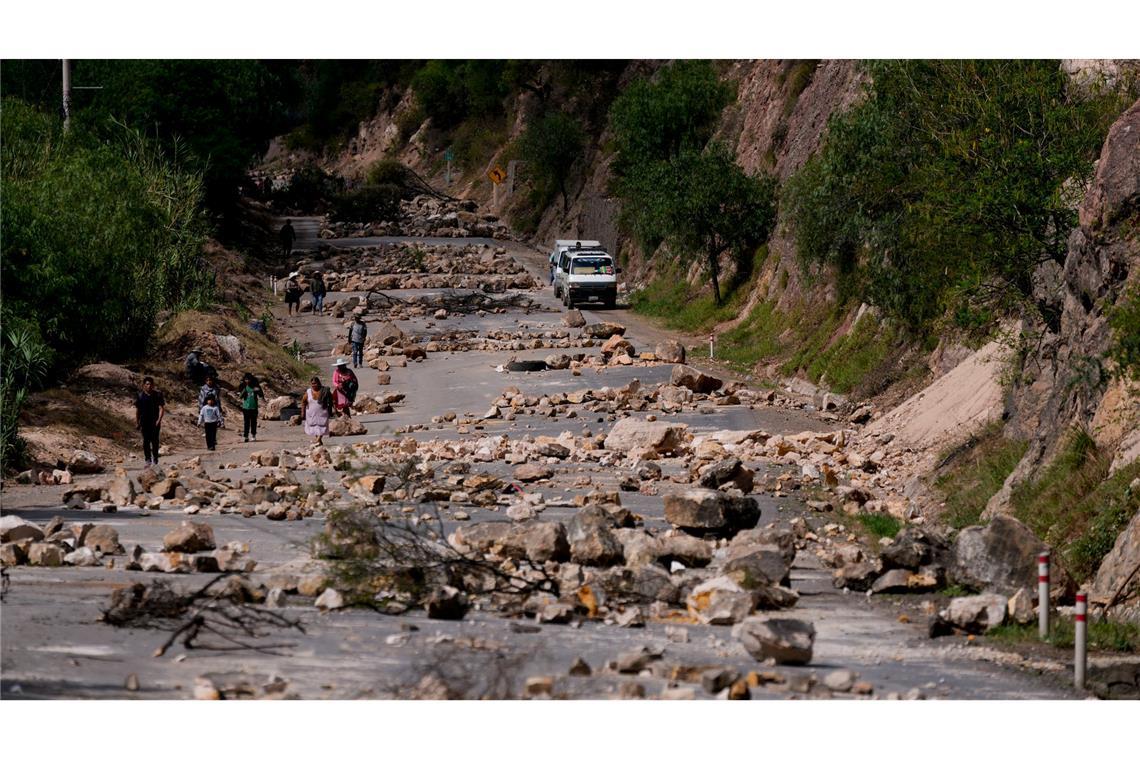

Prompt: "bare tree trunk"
[708,251,722,306]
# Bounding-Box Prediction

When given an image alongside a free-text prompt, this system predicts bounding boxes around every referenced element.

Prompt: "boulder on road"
[83,525,124,555]
[698,457,754,493]
[604,418,688,456]
[655,340,686,365]
[513,463,554,482]
[582,322,625,339]
[68,450,104,474]
[952,515,1062,595]
[0,516,44,543]
[941,593,1008,633]
[670,365,722,394]
[664,488,760,537]
[687,575,756,625]
[163,521,216,553]
[722,543,791,587]
[544,354,571,370]
[329,417,367,436]
[567,506,623,566]
[562,310,586,328]
[733,617,815,665]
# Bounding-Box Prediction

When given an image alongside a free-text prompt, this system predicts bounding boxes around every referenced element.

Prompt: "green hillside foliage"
[783,60,1132,333]
[1,99,214,467]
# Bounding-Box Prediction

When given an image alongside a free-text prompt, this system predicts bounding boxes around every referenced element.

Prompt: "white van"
[552,241,620,309]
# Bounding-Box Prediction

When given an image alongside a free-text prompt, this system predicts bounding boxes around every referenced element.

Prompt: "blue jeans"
[313,293,324,313]
[352,342,364,367]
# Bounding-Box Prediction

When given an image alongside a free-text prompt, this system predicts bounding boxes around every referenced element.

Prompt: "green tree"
[519,110,585,211]
[1,98,212,368]
[651,143,777,305]
[609,61,734,252]
[783,60,1131,331]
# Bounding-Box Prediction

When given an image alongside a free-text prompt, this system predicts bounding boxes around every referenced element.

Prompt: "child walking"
[197,394,225,451]
[238,373,265,442]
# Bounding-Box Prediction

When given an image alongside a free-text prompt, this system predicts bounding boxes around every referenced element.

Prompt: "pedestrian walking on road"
[197,395,224,451]
[332,358,359,417]
[135,376,166,466]
[238,372,265,442]
[285,273,303,317]
[301,376,332,445]
[198,375,222,411]
[310,272,327,315]
[279,219,296,257]
[347,314,368,368]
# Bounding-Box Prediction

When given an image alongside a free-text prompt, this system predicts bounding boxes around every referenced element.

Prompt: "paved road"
[0,228,1077,699]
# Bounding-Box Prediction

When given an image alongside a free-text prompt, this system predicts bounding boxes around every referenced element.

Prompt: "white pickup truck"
[551,240,620,309]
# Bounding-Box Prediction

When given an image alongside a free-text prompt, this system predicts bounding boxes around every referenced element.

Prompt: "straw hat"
[332,358,349,367]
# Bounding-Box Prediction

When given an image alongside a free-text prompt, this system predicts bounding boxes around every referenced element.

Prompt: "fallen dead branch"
[101,574,305,657]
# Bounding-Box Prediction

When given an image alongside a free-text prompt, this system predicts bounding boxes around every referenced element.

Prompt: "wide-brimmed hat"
[288,271,301,279]
[332,358,349,367]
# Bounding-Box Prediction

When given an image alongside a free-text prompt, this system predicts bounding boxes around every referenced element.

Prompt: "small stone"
[125,673,139,692]
[733,618,815,665]
[660,686,696,700]
[823,669,857,692]
[314,588,345,611]
[619,681,646,699]
[568,657,592,676]
[524,676,555,698]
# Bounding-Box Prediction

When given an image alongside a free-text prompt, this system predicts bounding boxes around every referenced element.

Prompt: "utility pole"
[62,59,72,131]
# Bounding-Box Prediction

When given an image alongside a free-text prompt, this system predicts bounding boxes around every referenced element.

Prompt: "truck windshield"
[570,257,614,275]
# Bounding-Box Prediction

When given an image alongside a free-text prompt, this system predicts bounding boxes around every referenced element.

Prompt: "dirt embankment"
[14,238,311,474]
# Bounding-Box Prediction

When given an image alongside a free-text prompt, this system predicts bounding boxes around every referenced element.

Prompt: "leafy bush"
[858,513,902,539]
[411,61,508,130]
[2,99,213,370]
[783,60,1131,332]
[0,325,50,470]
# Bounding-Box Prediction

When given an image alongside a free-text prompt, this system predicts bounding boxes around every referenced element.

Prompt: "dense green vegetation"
[518,111,585,212]
[783,60,1131,334]
[1011,427,1140,583]
[1,60,292,212]
[933,424,1029,529]
[610,62,776,304]
[1,99,213,468]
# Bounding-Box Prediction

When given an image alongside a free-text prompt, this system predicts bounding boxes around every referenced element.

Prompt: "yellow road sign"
[488,166,507,184]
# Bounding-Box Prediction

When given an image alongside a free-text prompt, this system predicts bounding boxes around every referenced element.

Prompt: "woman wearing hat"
[331,358,359,417]
[300,376,332,444]
[284,273,303,317]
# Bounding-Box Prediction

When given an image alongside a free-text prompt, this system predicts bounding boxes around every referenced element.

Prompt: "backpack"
[343,375,359,402]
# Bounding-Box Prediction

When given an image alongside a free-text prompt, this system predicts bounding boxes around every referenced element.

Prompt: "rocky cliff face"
[995,99,1140,508]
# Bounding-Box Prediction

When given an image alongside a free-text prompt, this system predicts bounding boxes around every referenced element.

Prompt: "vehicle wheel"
[604,293,617,309]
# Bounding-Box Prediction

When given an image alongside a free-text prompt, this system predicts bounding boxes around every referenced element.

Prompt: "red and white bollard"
[1038,552,1051,638]
[1074,592,1088,690]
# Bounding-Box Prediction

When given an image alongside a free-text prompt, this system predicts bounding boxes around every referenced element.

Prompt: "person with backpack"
[332,358,359,417]
[310,272,327,315]
[347,314,368,368]
[238,372,265,442]
[300,376,332,445]
[135,376,166,467]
